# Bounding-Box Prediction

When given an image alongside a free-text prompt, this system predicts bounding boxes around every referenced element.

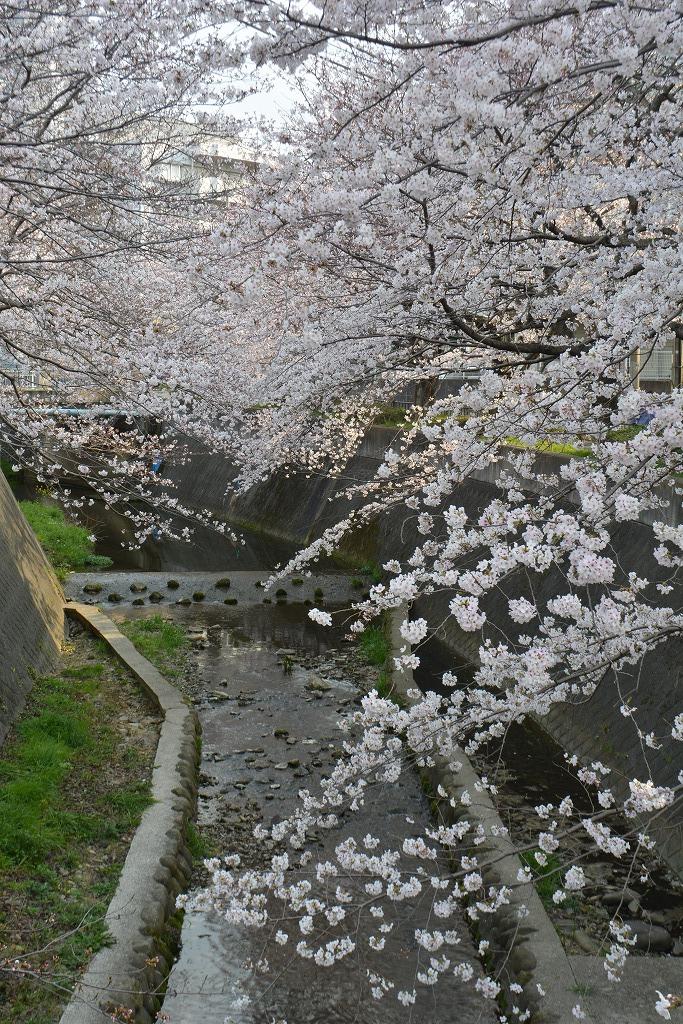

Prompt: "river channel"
[60,495,683,1022]
[96,597,490,1024]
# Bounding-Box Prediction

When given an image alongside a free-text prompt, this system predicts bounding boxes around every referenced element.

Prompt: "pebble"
[573,930,600,954]
[643,910,667,927]
[602,888,640,908]
[622,920,673,952]
[305,676,331,693]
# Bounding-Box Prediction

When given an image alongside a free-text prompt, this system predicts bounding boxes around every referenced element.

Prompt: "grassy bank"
[0,630,159,1024]
[357,615,399,701]
[118,614,189,679]
[18,501,113,580]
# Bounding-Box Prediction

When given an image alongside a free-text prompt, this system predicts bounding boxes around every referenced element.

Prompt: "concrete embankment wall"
[0,471,64,745]
[165,433,395,548]
[167,429,683,872]
[167,428,682,540]
[407,477,683,875]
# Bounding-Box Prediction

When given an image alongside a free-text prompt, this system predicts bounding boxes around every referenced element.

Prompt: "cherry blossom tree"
[3,0,682,1016]
[0,0,258,540]
[182,1,683,1018]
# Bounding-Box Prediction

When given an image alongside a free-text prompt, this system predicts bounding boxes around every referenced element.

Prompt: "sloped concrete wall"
[0,471,64,745]
[405,474,683,876]
[165,429,401,547]
[166,430,683,874]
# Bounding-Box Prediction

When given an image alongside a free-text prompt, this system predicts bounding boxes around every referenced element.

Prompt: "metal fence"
[637,349,673,381]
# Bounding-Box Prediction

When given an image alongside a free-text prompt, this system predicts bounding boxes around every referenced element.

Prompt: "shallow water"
[120,602,493,1024]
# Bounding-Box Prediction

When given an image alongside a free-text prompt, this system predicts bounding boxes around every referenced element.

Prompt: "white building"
[147,124,259,196]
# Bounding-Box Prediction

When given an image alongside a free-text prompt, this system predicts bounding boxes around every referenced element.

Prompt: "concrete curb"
[388,607,588,1024]
[59,604,199,1024]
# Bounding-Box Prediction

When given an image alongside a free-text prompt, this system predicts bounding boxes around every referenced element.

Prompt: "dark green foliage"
[359,561,383,584]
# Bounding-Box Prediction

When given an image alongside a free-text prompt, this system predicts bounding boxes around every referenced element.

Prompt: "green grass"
[504,436,592,458]
[18,501,113,579]
[372,403,411,427]
[606,424,644,443]
[186,821,216,861]
[368,410,645,458]
[519,849,571,910]
[0,672,96,868]
[375,668,403,703]
[359,623,389,667]
[358,561,383,584]
[0,647,155,1023]
[0,457,22,486]
[0,665,152,870]
[119,614,188,679]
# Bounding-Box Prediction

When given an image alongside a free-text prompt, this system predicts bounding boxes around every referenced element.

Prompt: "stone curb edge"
[388,606,588,1024]
[59,603,199,1024]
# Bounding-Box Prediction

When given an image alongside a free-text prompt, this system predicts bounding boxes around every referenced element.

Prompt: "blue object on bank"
[630,410,655,426]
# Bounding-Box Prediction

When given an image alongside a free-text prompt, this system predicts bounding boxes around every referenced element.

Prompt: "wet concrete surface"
[125,602,494,1024]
